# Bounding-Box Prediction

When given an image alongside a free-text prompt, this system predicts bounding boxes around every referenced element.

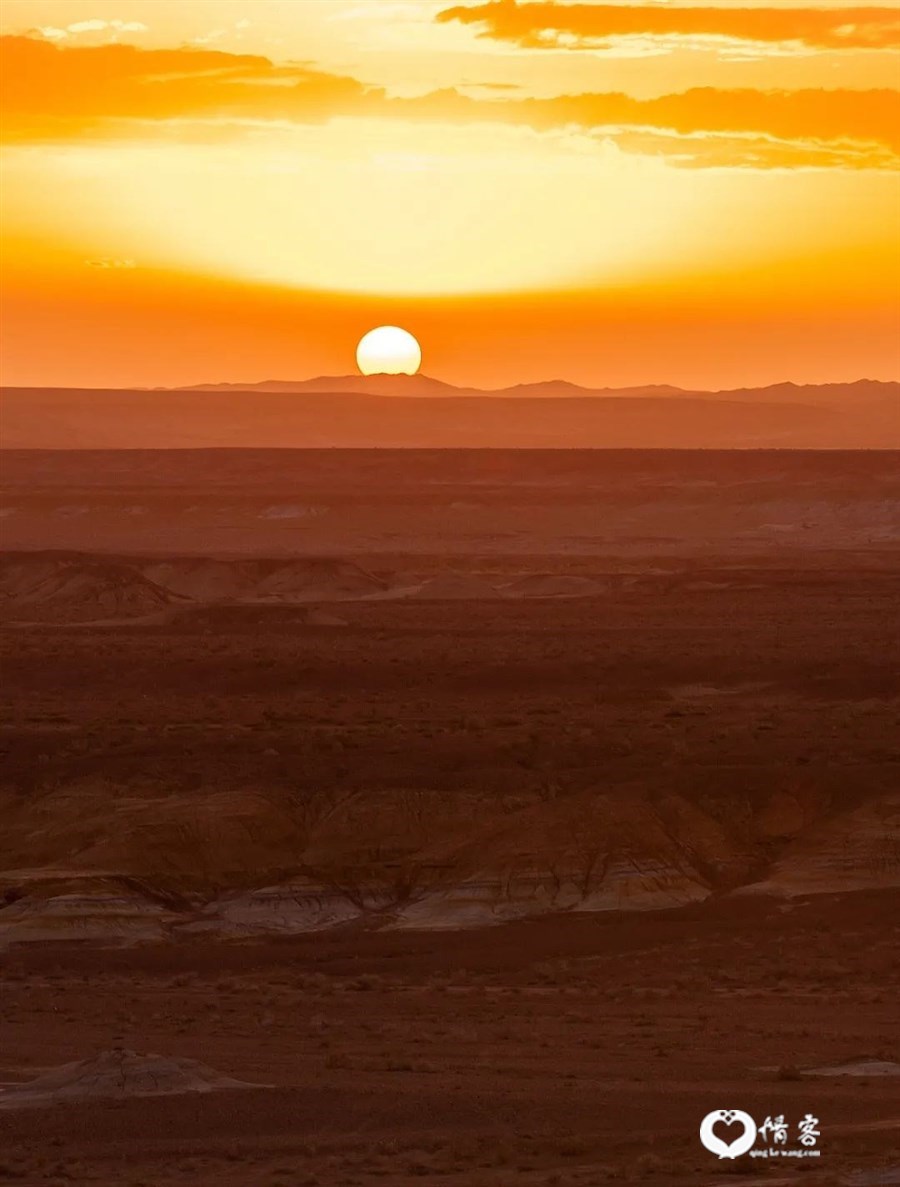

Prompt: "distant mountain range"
[1,378,897,449]
[174,374,687,399]
[173,374,895,405]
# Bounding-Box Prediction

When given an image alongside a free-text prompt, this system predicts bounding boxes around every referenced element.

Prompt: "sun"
[356,326,421,376]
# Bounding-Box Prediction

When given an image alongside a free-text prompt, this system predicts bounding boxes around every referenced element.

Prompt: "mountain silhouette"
[176,374,689,399]
[1,378,896,449]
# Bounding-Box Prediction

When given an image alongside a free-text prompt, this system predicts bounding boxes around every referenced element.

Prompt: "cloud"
[34,18,149,40]
[85,257,138,268]
[603,127,899,170]
[68,20,111,34]
[393,84,900,167]
[0,36,382,141]
[190,18,254,46]
[1,36,897,169]
[436,3,900,53]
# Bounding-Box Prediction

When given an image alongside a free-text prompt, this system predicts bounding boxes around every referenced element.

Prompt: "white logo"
[700,1110,822,1160]
[700,1110,758,1159]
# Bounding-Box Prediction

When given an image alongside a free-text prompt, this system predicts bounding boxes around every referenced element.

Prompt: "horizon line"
[2,375,898,395]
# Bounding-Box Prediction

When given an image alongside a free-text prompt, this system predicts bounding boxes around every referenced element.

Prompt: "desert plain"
[1,447,899,1187]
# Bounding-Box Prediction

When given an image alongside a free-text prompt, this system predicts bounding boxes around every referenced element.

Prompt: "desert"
[4,2,900,1179]
[1,447,898,1186]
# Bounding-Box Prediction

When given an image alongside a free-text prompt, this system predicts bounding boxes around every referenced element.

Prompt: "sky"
[1,0,899,389]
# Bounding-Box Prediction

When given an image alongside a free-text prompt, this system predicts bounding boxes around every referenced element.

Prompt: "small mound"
[305,608,348,626]
[258,504,327,520]
[141,558,258,601]
[0,558,66,600]
[0,1049,267,1108]
[802,1059,900,1077]
[0,558,181,621]
[0,873,175,948]
[412,573,501,600]
[255,558,385,601]
[505,574,605,599]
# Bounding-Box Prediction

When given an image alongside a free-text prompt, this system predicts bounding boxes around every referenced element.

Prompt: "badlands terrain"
[1,448,899,1186]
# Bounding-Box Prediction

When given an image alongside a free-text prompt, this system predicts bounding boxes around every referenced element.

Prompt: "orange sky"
[1,1,899,388]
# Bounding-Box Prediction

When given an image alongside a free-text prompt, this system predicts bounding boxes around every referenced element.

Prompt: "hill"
[175,374,689,399]
[2,380,897,449]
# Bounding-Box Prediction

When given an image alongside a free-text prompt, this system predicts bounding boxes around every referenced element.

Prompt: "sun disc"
[356,326,421,375]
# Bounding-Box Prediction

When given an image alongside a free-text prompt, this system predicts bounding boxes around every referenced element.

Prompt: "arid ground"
[1,450,898,1186]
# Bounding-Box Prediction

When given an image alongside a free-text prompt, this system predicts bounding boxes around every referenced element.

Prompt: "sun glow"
[1,2,899,388]
[357,325,421,375]
[0,123,761,297]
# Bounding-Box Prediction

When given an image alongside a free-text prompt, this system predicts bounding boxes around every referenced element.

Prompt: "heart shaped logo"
[700,1109,758,1159]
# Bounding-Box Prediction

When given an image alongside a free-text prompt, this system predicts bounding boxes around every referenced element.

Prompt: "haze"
[2,0,899,390]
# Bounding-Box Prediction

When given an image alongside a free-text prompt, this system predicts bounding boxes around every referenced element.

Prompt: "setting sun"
[356,326,422,376]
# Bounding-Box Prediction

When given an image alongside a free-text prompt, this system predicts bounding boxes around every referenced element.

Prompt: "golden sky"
[1,0,899,388]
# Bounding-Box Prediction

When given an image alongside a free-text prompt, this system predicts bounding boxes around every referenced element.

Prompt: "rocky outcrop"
[503,574,610,598]
[0,553,387,621]
[0,873,177,946]
[736,793,900,896]
[1,778,896,946]
[0,557,182,621]
[0,1049,267,1108]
